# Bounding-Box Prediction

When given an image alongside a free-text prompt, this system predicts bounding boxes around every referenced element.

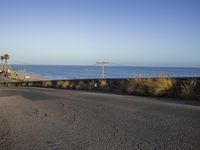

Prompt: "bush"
[62,81,70,88]
[56,80,70,89]
[181,80,197,100]
[151,77,176,97]
[126,78,152,95]
[5,83,14,87]
[69,82,75,89]
[75,81,87,90]
[119,80,128,93]
[88,81,95,90]
[28,82,34,87]
[21,82,28,87]
[41,81,52,88]
[99,80,109,90]
[56,81,64,88]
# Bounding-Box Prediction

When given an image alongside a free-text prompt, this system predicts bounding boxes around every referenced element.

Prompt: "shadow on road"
[0,89,61,101]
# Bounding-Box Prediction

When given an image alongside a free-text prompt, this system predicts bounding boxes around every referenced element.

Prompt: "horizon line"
[8,64,200,69]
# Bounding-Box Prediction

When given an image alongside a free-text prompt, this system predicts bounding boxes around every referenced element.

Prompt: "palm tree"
[1,56,4,65]
[4,54,9,65]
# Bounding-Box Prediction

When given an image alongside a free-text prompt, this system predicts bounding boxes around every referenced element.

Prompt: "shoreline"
[0,66,47,83]
[10,65,200,80]
[16,71,48,81]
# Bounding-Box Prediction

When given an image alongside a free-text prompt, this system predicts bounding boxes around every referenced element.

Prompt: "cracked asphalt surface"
[0,87,200,150]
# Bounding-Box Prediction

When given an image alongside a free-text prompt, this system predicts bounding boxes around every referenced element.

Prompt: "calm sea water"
[11,65,200,80]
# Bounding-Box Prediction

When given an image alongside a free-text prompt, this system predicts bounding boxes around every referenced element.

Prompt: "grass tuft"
[42,81,52,88]
[21,82,28,87]
[151,77,176,97]
[126,78,152,95]
[99,80,109,90]
[75,81,87,90]
[28,82,34,87]
[56,80,70,89]
[69,82,75,89]
[62,81,70,88]
[181,80,197,100]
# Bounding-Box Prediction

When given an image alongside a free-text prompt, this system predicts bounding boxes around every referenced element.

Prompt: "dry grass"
[119,80,127,93]
[62,81,70,88]
[28,82,34,87]
[126,78,152,95]
[99,80,109,90]
[41,81,52,88]
[5,83,14,87]
[21,82,28,87]
[2,78,199,100]
[181,80,197,100]
[56,81,63,88]
[126,77,177,97]
[69,82,75,89]
[75,81,87,90]
[56,80,70,88]
[88,81,95,90]
[151,77,176,97]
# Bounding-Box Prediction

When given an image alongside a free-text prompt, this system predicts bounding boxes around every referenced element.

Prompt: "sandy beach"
[0,69,47,83]
[16,72,47,81]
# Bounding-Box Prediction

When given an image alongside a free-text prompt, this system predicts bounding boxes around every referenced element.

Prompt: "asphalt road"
[0,87,200,150]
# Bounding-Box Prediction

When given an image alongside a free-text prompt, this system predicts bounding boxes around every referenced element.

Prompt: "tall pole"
[102,64,104,79]
[96,61,109,79]
[24,64,26,80]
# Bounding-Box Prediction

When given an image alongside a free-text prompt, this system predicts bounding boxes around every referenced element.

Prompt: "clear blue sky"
[0,0,200,67]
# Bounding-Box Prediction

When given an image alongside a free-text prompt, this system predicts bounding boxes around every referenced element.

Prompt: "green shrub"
[181,80,197,100]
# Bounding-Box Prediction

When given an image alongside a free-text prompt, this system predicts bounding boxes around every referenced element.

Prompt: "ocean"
[11,65,200,80]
